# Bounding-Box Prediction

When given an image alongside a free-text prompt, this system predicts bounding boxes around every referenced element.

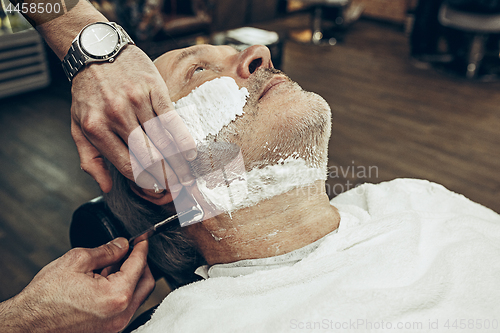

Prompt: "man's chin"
[248,87,331,169]
[216,71,332,171]
[265,87,331,167]
[264,81,331,135]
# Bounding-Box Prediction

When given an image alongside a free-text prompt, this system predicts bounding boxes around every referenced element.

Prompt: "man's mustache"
[264,67,285,75]
[246,67,291,104]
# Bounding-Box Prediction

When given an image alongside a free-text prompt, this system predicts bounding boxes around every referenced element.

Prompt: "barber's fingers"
[74,114,143,192]
[125,83,195,190]
[77,115,169,195]
[99,241,152,294]
[128,127,183,193]
[111,240,150,288]
[134,264,155,304]
[150,84,197,161]
[140,115,195,187]
[67,238,129,273]
[71,120,112,193]
[106,84,196,192]
[100,264,117,278]
[121,265,155,318]
[132,87,196,188]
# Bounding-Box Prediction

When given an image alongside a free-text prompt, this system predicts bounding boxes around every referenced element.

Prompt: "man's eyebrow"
[176,47,206,64]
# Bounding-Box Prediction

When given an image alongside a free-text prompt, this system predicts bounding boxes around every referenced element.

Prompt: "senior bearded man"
[104,44,500,332]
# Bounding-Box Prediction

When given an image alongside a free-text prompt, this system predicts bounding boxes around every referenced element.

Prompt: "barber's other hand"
[71,45,197,194]
[10,238,155,333]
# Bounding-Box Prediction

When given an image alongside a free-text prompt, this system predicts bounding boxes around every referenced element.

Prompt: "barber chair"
[290,0,363,45]
[438,0,500,78]
[310,0,348,44]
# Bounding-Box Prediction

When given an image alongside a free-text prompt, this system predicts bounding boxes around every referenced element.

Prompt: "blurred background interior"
[1,0,500,325]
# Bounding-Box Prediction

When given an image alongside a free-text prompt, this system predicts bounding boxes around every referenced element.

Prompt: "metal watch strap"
[111,22,135,45]
[62,42,87,81]
[61,22,135,82]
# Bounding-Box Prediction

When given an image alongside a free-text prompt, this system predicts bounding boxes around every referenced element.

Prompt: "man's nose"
[236,45,273,79]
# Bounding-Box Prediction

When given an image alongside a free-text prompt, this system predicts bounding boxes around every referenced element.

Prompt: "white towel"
[134,179,500,333]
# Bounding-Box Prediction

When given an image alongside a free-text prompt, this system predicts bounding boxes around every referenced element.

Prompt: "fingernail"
[185,149,197,161]
[170,183,183,192]
[181,176,195,186]
[110,238,127,249]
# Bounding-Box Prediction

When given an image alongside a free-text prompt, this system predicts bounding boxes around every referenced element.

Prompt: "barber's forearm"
[11,0,108,59]
[0,296,39,333]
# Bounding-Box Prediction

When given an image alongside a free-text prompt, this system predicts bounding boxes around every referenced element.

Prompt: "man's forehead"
[154,48,187,71]
[176,46,208,63]
[153,48,194,87]
[154,44,235,68]
[155,46,207,81]
[155,46,204,66]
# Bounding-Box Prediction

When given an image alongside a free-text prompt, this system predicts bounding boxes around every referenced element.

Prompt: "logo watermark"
[290,318,499,331]
[290,319,423,330]
[1,0,79,33]
[325,161,379,198]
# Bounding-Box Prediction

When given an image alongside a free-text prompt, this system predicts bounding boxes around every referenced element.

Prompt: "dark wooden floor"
[1,17,499,302]
[0,77,101,301]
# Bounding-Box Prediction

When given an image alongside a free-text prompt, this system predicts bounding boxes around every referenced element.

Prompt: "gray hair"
[103,163,206,287]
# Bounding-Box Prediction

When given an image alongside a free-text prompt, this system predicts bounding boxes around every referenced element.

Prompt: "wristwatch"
[62,22,135,81]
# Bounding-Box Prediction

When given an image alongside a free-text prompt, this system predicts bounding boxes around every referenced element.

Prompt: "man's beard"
[215,68,332,172]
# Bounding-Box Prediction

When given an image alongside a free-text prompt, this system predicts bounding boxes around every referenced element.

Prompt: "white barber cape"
[134,179,500,333]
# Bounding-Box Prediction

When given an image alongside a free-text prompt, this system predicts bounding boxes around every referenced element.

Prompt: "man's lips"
[259,75,288,100]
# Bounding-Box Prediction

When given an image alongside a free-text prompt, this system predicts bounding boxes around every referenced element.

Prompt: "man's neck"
[185,180,340,265]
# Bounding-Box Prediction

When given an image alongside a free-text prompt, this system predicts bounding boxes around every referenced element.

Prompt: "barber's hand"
[71,45,197,193]
[11,238,155,333]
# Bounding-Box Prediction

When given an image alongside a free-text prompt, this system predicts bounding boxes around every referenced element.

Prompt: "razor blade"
[128,202,204,246]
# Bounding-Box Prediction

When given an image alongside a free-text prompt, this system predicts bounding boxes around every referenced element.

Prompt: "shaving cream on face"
[173,76,325,216]
[174,77,249,144]
[171,76,249,218]
[197,157,326,214]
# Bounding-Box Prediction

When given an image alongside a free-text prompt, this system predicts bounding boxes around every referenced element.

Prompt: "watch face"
[80,23,119,57]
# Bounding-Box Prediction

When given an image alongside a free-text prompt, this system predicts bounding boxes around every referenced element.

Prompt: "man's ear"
[128,180,178,206]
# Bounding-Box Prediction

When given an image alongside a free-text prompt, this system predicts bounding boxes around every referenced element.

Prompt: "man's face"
[154,44,331,169]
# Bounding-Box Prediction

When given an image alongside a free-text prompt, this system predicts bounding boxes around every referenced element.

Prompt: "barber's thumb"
[107,237,129,251]
[87,237,130,271]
